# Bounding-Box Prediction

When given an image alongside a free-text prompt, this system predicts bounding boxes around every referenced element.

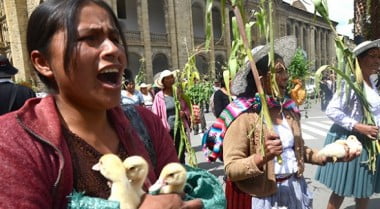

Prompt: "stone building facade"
[0,0,336,85]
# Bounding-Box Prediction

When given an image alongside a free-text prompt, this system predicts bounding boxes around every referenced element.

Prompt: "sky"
[283,0,354,38]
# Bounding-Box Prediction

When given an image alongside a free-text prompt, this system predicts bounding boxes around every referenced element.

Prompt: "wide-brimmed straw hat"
[230,35,297,96]
[0,55,18,78]
[139,82,150,89]
[353,39,380,57]
[154,69,175,89]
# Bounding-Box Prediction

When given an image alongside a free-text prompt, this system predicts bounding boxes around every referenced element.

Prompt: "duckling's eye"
[168,173,175,177]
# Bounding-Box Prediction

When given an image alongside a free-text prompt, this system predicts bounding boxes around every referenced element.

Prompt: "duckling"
[149,162,187,194]
[345,135,363,155]
[123,155,149,197]
[317,135,362,162]
[92,154,140,209]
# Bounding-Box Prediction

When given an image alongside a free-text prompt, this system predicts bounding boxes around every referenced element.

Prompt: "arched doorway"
[127,52,142,78]
[195,54,209,75]
[152,53,169,75]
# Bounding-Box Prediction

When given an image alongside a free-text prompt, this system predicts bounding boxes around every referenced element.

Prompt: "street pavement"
[187,100,380,209]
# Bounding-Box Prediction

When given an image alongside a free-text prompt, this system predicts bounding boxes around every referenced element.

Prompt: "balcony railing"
[150,32,168,43]
[194,36,224,46]
[125,31,141,42]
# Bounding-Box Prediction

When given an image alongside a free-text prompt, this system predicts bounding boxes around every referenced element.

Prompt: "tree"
[354,0,380,42]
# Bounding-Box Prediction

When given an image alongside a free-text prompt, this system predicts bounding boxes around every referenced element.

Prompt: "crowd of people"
[0,0,380,209]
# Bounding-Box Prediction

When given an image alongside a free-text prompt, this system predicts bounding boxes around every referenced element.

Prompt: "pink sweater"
[0,96,178,209]
[152,91,191,132]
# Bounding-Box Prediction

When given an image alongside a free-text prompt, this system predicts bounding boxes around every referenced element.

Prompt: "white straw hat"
[353,39,380,57]
[155,69,175,89]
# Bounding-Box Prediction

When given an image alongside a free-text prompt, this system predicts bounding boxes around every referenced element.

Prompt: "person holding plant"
[152,69,191,163]
[0,1,203,208]
[315,39,380,209]
[223,37,357,209]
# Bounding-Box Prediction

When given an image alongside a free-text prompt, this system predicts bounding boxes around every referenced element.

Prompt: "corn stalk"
[172,49,209,167]
[232,4,281,163]
[314,0,380,173]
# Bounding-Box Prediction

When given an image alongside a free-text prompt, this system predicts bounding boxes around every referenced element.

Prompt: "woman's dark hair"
[26,0,128,91]
[237,53,282,98]
[217,76,226,88]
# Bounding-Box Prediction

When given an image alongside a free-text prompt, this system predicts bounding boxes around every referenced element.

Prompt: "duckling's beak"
[148,179,165,195]
[92,162,101,171]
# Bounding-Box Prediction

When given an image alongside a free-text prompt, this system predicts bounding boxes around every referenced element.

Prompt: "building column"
[309,26,315,70]
[321,30,326,65]
[140,0,153,82]
[299,23,304,50]
[315,28,320,68]
[172,0,193,69]
[224,7,231,56]
[167,0,179,71]
[3,0,32,83]
[328,31,335,64]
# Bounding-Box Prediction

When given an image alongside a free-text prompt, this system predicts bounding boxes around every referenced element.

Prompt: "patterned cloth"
[202,94,300,162]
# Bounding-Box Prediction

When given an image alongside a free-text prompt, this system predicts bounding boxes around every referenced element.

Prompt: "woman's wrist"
[253,154,266,170]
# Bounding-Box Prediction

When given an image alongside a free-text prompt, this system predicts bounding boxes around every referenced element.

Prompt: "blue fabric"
[315,124,380,198]
[184,165,226,209]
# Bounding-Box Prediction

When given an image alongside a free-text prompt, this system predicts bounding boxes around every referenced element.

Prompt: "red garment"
[225,179,251,209]
[0,96,179,209]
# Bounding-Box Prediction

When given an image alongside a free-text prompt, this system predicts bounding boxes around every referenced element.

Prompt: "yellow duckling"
[92,154,140,209]
[149,162,187,194]
[123,155,149,197]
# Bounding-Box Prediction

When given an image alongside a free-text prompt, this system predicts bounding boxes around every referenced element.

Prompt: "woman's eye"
[78,35,97,42]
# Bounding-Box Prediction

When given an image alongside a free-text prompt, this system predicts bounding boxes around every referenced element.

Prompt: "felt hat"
[230,35,297,96]
[0,55,18,78]
[353,39,380,57]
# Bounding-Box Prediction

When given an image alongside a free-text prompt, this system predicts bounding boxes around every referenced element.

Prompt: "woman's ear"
[30,50,54,78]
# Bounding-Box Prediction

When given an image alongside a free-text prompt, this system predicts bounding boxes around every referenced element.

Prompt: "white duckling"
[92,154,140,209]
[123,155,149,197]
[345,135,363,155]
[317,135,363,162]
[149,162,187,194]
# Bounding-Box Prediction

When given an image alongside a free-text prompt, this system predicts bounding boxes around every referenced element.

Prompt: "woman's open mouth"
[97,69,121,87]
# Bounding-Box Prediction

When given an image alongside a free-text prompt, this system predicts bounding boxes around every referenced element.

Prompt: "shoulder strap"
[122,104,157,167]
[8,85,18,112]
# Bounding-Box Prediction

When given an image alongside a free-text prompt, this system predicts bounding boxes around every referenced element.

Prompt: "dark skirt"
[315,124,380,198]
[225,179,251,209]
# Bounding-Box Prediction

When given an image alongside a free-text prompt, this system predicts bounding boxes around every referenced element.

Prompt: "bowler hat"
[0,55,18,78]
[230,35,297,96]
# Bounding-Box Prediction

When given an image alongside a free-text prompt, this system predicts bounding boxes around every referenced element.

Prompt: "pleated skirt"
[225,179,251,209]
[315,124,380,198]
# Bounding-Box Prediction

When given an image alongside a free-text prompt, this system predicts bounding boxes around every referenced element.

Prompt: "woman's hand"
[139,194,203,209]
[353,123,378,140]
[263,132,283,162]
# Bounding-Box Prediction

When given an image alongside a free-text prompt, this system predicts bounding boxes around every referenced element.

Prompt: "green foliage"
[134,58,146,84]
[287,49,311,81]
[185,81,213,105]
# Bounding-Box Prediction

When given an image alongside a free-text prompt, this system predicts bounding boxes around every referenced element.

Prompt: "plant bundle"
[205,0,283,163]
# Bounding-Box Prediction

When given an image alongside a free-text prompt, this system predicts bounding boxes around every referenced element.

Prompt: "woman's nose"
[101,38,124,61]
